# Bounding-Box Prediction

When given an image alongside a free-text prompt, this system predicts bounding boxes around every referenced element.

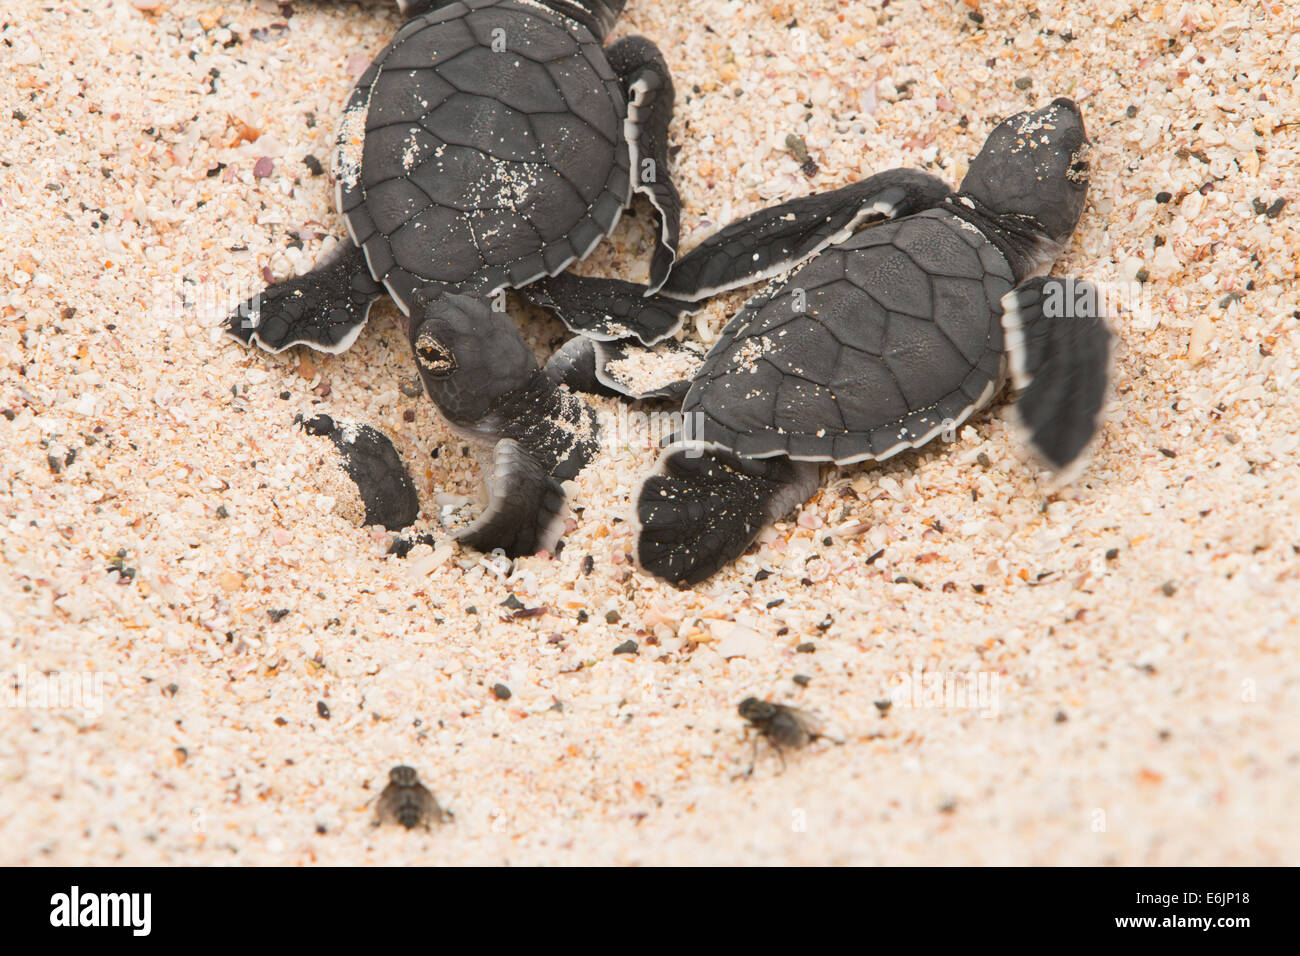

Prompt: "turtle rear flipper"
[606,35,681,291]
[518,272,695,346]
[634,445,818,586]
[661,169,953,301]
[1002,276,1112,476]
[457,439,567,558]
[226,241,383,354]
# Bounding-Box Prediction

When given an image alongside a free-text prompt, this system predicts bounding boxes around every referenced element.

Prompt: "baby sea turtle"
[400,287,601,556]
[581,98,1111,584]
[226,0,688,355]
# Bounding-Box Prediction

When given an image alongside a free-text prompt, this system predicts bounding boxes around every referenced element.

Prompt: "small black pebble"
[816,615,832,630]
[874,699,892,714]
[776,626,789,636]
[279,390,291,400]
[1135,268,1149,283]
[1014,76,1032,90]
[1,409,14,421]
[581,555,594,575]
[316,701,331,719]
[268,608,290,622]
[795,642,815,653]
[47,454,62,474]
[1158,447,1177,458]
[605,609,621,624]
[865,549,884,565]
[1265,197,1286,219]
[216,505,229,519]
[1054,710,1068,723]
[500,594,524,610]
[1126,104,1138,117]
[576,609,588,623]
[491,683,512,700]
[1105,548,1119,560]
[303,153,323,176]
[1155,191,1172,203]
[792,674,811,687]
[613,640,637,655]
[1160,581,1177,597]
[754,568,771,581]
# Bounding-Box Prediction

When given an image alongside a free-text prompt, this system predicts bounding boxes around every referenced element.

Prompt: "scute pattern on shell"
[684,208,1015,464]
[335,0,631,310]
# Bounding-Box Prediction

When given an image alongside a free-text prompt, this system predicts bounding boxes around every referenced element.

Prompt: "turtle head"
[958,97,1091,245]
[409,289,538,427]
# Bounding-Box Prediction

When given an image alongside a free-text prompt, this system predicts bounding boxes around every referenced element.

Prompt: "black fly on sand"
[737,697,837,777]
[374,766,451,830]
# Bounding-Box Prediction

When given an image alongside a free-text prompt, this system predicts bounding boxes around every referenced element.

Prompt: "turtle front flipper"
[660,169,953,302]
[298,413,420,531]
[543,336,704,402]
[517,272,695,346]
[1001,276,1113,477]
[606,35,681,292]
[635,444,819,586]
[457,439,568,557]
[225,240,383,354]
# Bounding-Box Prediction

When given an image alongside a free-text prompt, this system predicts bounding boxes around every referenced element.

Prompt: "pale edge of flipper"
[623,68,679,292]
[456,438,568,557]
[1000,276,1114,487]
[660,169,953,302]
[605,35,681,294]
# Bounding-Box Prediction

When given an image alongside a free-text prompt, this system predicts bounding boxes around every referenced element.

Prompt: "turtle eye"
[415,334,458,377]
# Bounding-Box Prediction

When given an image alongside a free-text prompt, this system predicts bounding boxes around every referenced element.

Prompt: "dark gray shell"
[334,0,631,312]
[684,208,1016,464]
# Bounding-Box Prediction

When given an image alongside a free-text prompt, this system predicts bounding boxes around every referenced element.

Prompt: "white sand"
[1,0,1298,864]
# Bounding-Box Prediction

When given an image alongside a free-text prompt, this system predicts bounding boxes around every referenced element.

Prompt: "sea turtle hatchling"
[226,0,689,354]
[397,286,602,556]
[569,98,1113,584]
